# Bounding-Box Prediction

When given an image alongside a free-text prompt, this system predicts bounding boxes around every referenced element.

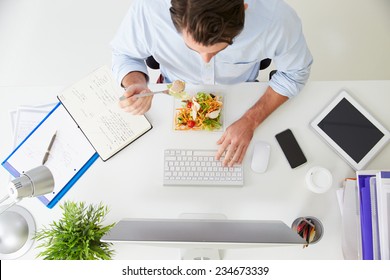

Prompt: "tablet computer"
[311,90,389,170]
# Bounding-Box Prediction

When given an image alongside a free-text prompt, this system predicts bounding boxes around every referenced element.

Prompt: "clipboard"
[1,103,99,208]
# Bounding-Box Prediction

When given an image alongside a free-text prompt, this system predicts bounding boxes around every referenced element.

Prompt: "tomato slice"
[187,120,196,128]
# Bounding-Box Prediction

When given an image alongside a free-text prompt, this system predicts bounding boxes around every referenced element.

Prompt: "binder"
[2,103,98,208]
[356,171,378,260]
[376,171,390,259]
[369,177,381,259]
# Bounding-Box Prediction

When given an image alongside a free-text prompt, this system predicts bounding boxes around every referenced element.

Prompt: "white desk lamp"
[0,165,54,259]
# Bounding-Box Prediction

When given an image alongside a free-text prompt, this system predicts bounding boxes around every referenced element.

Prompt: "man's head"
[170,0,246,62]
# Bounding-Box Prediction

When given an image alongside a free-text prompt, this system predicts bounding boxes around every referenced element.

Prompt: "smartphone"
[275,128,307,168]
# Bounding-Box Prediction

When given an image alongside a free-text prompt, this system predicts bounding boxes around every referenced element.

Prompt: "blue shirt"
[111,0,313,98]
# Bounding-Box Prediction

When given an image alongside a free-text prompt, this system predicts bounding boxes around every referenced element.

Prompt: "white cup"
[305,166,333,193]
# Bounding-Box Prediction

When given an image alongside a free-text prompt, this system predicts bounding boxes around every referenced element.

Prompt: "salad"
[174,92,223,131]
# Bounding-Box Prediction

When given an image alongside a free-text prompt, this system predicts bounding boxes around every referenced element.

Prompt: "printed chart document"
[58,66,152,161]
[13,106,53,147]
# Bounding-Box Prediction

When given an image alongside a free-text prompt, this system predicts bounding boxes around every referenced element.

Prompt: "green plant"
[34,201,115,260]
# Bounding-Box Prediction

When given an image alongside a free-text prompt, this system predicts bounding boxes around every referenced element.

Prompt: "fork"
[119,89,169,100]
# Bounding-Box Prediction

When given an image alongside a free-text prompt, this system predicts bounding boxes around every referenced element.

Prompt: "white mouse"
[251,141,271,173]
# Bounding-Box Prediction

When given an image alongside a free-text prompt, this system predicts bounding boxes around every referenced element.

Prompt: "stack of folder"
[340,170,390,260]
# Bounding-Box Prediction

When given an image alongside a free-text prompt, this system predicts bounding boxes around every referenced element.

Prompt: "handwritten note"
[58,66,152,161]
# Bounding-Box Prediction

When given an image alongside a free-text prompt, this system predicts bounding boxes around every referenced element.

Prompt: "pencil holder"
[291,216,323,246]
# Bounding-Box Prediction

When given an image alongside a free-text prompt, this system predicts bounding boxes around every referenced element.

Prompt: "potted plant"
[34,201,115,260]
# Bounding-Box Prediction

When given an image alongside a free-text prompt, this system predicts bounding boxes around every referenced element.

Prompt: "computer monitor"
[101,215,306,260]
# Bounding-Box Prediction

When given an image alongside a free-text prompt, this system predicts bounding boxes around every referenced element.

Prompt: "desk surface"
[1,80,390,260]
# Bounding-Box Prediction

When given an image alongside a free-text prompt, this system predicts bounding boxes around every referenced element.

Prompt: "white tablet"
[311,90,390,170]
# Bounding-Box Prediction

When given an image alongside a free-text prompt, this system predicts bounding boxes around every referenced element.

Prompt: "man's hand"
[216,116,255,167]
[119,84,153,115]
[119,71,151,115]
[216,86,288,166]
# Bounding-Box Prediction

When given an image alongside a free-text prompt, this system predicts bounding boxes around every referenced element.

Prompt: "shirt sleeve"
[110,0,155,86]
[265,2,313,98]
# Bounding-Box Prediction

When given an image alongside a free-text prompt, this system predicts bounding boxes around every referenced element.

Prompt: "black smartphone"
[275,129,307,168]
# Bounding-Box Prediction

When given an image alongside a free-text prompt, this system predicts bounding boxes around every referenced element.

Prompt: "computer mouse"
[251,141,271,173]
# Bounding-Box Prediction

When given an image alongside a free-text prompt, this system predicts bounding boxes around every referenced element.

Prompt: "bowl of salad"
[174,92,223,131]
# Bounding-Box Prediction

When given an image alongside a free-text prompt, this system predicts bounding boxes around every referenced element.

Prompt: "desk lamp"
[0,165,54,259]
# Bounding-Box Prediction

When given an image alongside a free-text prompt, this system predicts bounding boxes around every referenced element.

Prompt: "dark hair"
[170,0,245,46]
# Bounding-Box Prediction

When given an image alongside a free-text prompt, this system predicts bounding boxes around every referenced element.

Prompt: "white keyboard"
[163,149,244,186]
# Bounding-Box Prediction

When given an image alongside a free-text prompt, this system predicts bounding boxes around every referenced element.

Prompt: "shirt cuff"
[112,55,149,87]
[268,69,310,98]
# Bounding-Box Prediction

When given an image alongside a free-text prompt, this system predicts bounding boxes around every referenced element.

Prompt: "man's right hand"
[119,83,153,115]
[119,71,151,115]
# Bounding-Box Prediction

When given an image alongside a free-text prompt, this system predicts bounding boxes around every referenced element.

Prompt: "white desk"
[1,81,390,260]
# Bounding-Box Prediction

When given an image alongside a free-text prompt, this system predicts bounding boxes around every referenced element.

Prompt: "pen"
[42,131,57,165]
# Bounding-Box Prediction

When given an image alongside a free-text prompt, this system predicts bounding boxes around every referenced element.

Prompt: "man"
[112,0,313,167]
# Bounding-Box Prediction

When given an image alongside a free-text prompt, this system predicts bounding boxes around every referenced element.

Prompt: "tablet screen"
[317,97,385,163]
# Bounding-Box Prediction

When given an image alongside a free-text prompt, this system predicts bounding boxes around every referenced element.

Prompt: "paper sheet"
[341,179,360,259]
[13,107,53,147]
[10,102,58,146]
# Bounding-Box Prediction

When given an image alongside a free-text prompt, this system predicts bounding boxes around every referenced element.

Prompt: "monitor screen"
[101,218,305,248]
